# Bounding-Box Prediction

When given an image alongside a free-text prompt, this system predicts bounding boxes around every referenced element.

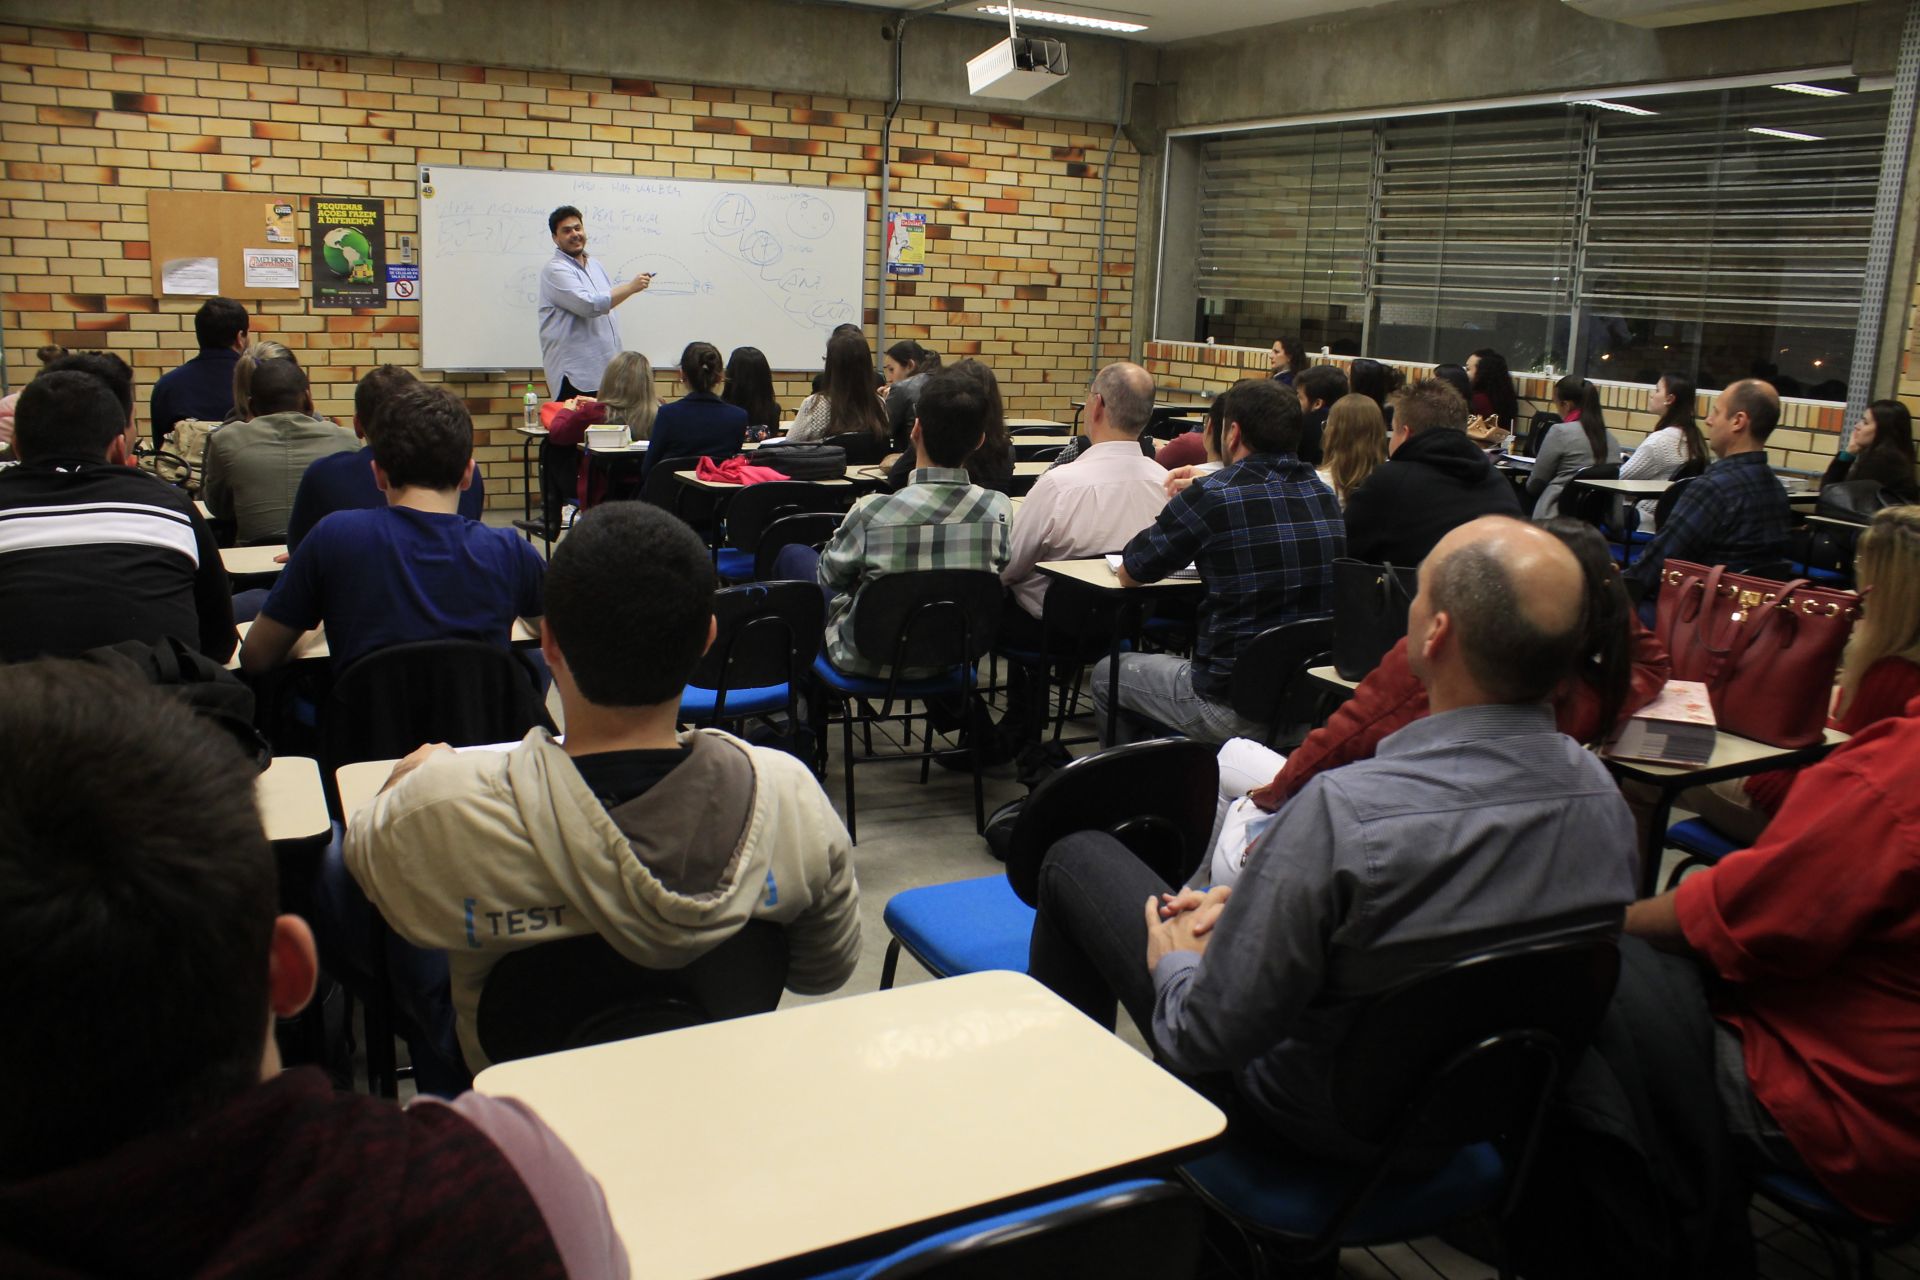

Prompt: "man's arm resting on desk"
[239,614,302,674]
[1120,486,1208,587]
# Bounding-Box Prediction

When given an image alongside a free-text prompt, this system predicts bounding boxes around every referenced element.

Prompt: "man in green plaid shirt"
[817,368,1011,677]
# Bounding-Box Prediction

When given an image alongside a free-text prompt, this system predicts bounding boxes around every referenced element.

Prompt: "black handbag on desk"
[755,442,847,480]
[1331,557,1418,682]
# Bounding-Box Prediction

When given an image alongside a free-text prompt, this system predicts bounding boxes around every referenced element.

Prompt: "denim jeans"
[1089,653,1266,746]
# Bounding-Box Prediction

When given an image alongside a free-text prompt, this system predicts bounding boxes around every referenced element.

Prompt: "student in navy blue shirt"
[640,341,747,479]
[285,364,486,549]
[148,297,248,447]
[240,382,544,674]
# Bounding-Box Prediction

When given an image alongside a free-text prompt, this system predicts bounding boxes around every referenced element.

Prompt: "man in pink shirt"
[998,361,1169,754]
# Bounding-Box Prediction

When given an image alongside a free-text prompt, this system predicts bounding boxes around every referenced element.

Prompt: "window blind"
[1194,127,1372,316]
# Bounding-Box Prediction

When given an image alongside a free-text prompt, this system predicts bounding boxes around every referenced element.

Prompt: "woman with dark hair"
[1619,374,1706,530]
[1199,517,1668,886]
[1823,399,1919,501]
[1348,358,1395,411]
[1431,363,1473,407]
[640,340,747,478]
[1268,337,1307,386]
[787,331,888,453]
[1528,375,1621,519]
[882,339,940,449]
[721,346,782,436]
[1466,349,1520,427]
[883,356,1013,493]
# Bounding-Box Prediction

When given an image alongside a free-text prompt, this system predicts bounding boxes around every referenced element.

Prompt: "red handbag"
[1653,560,1862,747]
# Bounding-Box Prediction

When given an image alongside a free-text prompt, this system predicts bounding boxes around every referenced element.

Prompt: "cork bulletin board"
[146,190,304,302]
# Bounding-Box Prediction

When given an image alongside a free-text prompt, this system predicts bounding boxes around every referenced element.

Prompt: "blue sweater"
[642,391,747,478]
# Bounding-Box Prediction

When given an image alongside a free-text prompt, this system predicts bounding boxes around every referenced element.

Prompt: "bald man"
[1624,378,1791,609]
[1028,516,1639,1161]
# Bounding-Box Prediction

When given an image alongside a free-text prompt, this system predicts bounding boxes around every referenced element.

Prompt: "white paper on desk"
[161,257,220,296]
[1104,553,1200,580]
[242,247,297,289]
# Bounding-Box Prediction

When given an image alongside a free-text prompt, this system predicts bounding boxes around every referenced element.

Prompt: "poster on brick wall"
[886,211,926,276]
[310,197,387,309]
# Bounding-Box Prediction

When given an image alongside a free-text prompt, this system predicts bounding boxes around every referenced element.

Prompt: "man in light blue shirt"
[537,205,652,398]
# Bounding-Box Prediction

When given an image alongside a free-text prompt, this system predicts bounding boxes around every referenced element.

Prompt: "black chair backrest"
[823,430,887,466]
[685,581,824,697]
[1029,573,1126,661]
[1651,474,1698,529]
[1228,616,1335,736]
[1817,479,1893,524]
[848,569,1005,681]
[1331,934,1621,1149]
[755,511,844,581]
[1560,461,1622,527]
[1006,738,1219,906]
[323,638,552,770]
[640,455,707,515]
[864,1181,1203,1280]
[475,921,789,1065]
[723,480,849,552]
[1030,445,1066,462]
[1520,411,1561,457]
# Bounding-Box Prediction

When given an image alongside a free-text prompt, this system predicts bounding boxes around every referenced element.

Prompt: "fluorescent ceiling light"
[975,5,1148,32]
[1772,83,1846,96]
[1575,99,1657,115]
[1750,127,1823,141]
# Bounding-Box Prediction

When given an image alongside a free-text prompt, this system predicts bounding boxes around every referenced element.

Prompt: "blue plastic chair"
[880,738,1218,989]
[713,480,849,583]
[1181,936,1621,1280]
[1662,816,1744,890]
[1755,1169,1920,1280]
[806,1180,1202,1280]
[680,582,822,738]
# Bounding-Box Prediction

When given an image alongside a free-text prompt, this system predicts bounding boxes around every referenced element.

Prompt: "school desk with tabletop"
[1033,557,1206,744]
[227,617,542,669]
[470,970,1225,1280]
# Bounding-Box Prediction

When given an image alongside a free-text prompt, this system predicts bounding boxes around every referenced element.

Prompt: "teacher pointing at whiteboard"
[537,204,653,399]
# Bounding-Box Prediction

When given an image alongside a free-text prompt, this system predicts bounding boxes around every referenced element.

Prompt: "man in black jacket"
[1293,364,1347,468]
[1343,378,1521,567]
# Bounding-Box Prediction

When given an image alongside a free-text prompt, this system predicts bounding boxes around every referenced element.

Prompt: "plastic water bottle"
[523,384,539,428]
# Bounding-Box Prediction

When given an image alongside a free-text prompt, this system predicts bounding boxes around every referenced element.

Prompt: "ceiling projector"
[967,35,1070,99]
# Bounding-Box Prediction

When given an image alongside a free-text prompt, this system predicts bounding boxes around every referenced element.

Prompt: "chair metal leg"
[880,938,902,990]
[919,707,934,785]
[971,718,986,832]
[841,708,858,844]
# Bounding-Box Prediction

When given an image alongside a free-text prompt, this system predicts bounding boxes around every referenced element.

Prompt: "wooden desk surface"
[221,544,287,575]
[475,971,1224,1280]
[229,617,540,667]
[1035,558,1204,593]
[1572,477,1673,497]
[334,758,395,819]
[1005,418,1068,430]
[1011,459,1048,478]
[256,755,329,844]
[1009,433,1068,448]
[1605,726,1848,781]
[194,498,213,518]
[1307,663,1359,692]
[1805,513,1868,530]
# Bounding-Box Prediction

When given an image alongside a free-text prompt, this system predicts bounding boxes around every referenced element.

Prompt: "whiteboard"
[418,166,866,373]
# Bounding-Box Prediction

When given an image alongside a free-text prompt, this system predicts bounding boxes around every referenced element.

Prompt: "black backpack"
[756,443,847,480]
[78,637,270,771]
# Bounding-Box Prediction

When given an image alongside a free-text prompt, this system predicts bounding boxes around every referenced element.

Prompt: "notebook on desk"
[1104,553,1200,580]
[1606,680,1717,767]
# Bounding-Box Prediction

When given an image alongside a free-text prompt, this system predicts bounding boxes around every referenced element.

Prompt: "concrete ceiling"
[849,0,1386,44]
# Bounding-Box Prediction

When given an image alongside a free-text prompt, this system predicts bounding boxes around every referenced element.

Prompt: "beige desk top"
[256,755,330,844]
[515,425,548,439]
[1009,433,1068,448]
[1572,477,1673,497]
[1005,418,1068,430]
[221,544,287,575]
[229,617,539,668]
[1072,398,1214,413]
[1605,726,1848,781]
[194,498,212,518]
[334,758,395,819]
[1011,460,1048,478]
[1307,664,1359,691]
[1035,558,1204,593]
[475,971,1224,1280]
[1805,513,1869,530]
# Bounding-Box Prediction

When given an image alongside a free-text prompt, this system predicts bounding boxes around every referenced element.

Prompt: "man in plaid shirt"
[1624,379,1791,619]
[1097,378,1345,744]
[817,367,1012,677]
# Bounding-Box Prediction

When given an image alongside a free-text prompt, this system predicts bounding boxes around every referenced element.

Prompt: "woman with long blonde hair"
[1684,505,1920,843]
[546,349,658,508]
[1316,393,1387,507]
[595,350,659,441]
[229,341,295,422]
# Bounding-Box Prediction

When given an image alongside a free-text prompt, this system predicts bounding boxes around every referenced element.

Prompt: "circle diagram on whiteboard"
[786,196,834,239]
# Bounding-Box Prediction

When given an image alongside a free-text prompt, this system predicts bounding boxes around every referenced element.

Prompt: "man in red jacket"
[1625,697,1920,1225]
[0,660,628,1278]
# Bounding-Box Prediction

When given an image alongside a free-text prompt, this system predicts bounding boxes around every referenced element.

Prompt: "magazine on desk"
[1104,554,1201,580]
[1605,680,1717,767]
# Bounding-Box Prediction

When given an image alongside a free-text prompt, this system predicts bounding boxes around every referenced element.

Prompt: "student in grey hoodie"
[344,503,861,1075]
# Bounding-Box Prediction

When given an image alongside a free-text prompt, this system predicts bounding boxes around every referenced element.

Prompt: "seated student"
[0,343,68,456]
[201,358,357,544]
[0,362,234,663]
[882,357,1014,494]
[0,660,629,1279]
[1622,699,1920,1228]
[721,345,782,438]
[639,341,747,479]
[1315,392,1387,508]
[544,351,658,509]
[1160,393,1231,498]
[787,331,889,457]
[1342,378,1522,567]
[1291,362,1348,467]
[241,383,544,674]
[149,296,248,446]
[1680,504,1920,845]
[1822,398,1918,502]
[881,339,939,450]
[1268,335,1306,387]
[1619,374,1705,533]
[809,366,1013,677]
[1030,516,1638,1162]
[998,361,1168,743]
[1623,379,1792,608]
[1529,376,1622,520]
[225,340,296,424]
[1466,348,1520,428]
[285,364,486,549]
[341,503,861,1076]
[1095,378,1343,745]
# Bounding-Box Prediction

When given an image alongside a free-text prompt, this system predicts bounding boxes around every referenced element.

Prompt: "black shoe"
[933,734,1018,778]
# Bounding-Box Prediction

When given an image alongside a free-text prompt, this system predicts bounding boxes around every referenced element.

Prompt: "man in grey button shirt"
[537,204,653,399]
[1028,516,1639,1161]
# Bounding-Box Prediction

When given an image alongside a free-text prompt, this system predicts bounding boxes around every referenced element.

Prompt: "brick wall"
[1143,340,1846,474]
[0,23,1138,503]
